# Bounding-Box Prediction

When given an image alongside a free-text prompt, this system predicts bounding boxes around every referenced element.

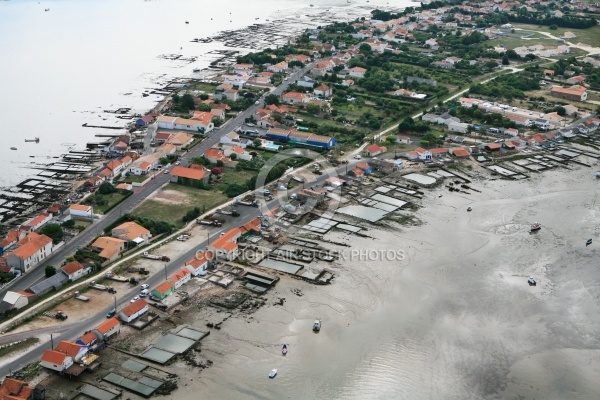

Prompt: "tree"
[45,266,56,278]
[556,106,566,116]
[420,132,438,148]
[196,103,211,112]
[253,139,262,147]
[216,160,225,167]
[98,181,116,195]
[229,153,238,161]
[180,94,196,110]
[306,103,321,115]
[265,94,280,106]
[502,56,510,65]
[40,223,64,244]
[224,183,247,198]
[211,167,223,176]
[62,219,75,229]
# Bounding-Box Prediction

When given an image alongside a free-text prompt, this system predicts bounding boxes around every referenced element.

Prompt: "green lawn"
[214,169,256,192]
[120,174,151,184]
[85,192,129,214]
[493,35,561,51]
[132,183,228,227]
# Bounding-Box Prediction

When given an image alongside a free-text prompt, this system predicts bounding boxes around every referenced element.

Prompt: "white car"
[140,284,149,290]
[246,123,255,127]
[353,155,361,159]
[163,170,169,174]
[324,186,335,191]
[131,296,140,302]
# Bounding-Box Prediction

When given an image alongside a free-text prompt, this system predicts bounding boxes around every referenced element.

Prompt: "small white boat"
[528,276,536,286]
[192,68,201,73]
[467,207,472,212]
[282,344,288,355]
[10,147,17,150]
[530,222,541,232]
[269,369,277,378]
[596,170,600,178]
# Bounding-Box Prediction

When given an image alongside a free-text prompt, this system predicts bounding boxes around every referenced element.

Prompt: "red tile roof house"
[170,165,210,185]
[54,340,88,362]
[185,251,213,276]
[150,281,175,301]
[19,213,52,233]
[77,331,99,347]
[93,317,121,340]
[208,228,241,261]
[169,268,191,289]
[118,298,149,323]
[0,377,37,400]
[40,349,74,372]
[282,91,310,105]
[5,232,53,273]
[364,144,387,157]
[204,148,237,168]
[61,260,86,281]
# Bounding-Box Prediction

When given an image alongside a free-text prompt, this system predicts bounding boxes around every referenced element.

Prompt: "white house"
[415,148,432,161]
[93,317,121,340]
[348,67,367,78]
[185,251,212,276]
[54,340,88,362]
[69,204,93,218]
[5,232,53,273]
[459,97,481,108]
[222,74,250,87]
[223,145,253,161]
[118,298,149,323]
[157,116,214,133]
[61,260,86,281]
[267,61,288,73]
[169,268,191,289]
[282,91,309,105]
[313,84,333,98]
[220,131,247,148]
[208,228,241,261]
[2,291,29,310]
[448,121,470,134]
[40,350,74,372]
[128,153,161,176]
[20,213,52,232]
[111,221,152,245]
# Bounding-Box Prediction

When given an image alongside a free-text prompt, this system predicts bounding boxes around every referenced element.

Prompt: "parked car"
[131,296,140,302]
[106,309,116,318]
[163,170,169,174]
[141,284,150,290]
[353,155,361,159]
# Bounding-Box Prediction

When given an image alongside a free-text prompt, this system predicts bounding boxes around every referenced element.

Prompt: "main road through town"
[0,155,357,377]
[0,61,316,301]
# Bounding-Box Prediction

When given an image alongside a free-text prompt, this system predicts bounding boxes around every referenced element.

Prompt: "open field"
[84,192,129,214]
[132,183,228,226]
[513,23,600,48]
[214,169,256,192]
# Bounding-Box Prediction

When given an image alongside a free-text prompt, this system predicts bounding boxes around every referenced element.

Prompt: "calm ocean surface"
[0,0,414,190]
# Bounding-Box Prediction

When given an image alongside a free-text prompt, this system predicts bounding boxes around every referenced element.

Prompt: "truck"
[196,219,222,227]
[235,195,259,208]
[141,252,170,262]
[216,208,240,217]
[128,266,150,275]
[43,311,68,321]
[74,291,90,302]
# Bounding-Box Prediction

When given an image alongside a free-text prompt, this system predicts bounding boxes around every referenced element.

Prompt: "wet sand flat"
[172,165,600,400]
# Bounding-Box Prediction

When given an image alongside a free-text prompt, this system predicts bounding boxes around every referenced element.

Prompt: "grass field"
[0,338,39,358]
[132,183,228,227]
[85,192,129,214]
[493,35,562,51]
[214,169,256,193]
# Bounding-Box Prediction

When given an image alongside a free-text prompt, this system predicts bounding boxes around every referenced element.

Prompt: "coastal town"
[2,0,600,398]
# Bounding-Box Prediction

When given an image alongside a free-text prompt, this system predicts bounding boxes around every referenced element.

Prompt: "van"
[140,289,149,297]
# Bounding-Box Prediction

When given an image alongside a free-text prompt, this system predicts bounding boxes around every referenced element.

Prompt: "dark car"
[106,308,116,318]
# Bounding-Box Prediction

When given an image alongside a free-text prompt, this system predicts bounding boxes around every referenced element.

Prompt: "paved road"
[0,157,355,378]
[0,62,317,300]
